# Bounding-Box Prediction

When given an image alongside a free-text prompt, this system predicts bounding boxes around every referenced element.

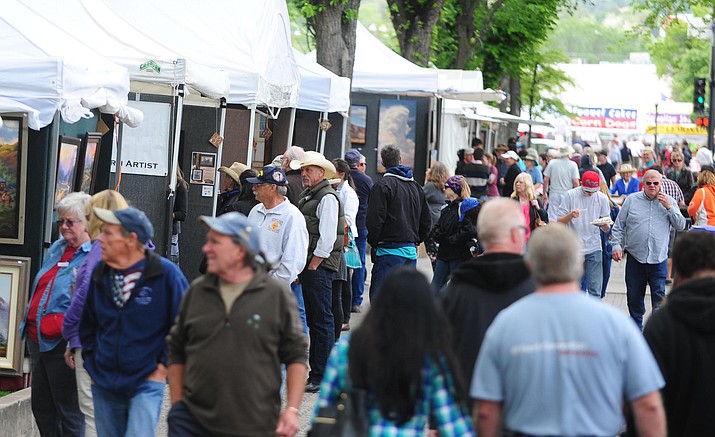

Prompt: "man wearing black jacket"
[440,198,534,402]
[644,229,715,436]
[366,145,431,301]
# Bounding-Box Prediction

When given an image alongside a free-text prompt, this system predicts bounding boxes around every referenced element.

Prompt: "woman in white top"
[332,159,360,333]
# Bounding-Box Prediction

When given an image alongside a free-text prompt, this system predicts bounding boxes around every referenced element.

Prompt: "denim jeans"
[300,266,335,384]
[579,250,603,298]
[625,253,667,329]
[431,259,465,293]
[369,255,417,302]
[290,281,308,334]
[27,340,85,437]
[351,228,368,306]
[92,380,165,437]
[167,400,211,437]
[601,250,613,298]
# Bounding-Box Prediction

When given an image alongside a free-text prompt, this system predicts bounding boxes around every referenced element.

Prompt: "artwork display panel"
[377,99,417,172]
[350,105,367,144]
[77,132,102,194]
[190,152,217,185]
[55,136,81,202]
[0,256,31,376]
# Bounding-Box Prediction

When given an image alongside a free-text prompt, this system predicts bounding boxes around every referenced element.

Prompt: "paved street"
[157,252,660,436]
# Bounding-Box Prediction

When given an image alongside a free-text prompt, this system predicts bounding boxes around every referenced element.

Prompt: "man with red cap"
[557,170,612,298]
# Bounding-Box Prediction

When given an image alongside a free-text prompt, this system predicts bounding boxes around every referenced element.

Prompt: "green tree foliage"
[522,49,576,118]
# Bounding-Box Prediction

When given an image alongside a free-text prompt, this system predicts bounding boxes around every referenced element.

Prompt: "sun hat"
[199,212,262,256]
[93,207,154,244]
[581,170,601,193]
[617,163,637,174]
[218,162,249,183]
[289,151,336,179]
[246,165,287,186]
[495,144,509,152]
[524,149,539,162]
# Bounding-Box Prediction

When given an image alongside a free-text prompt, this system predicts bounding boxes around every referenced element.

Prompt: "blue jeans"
[27,340,85,437]
[625,254,667,329]
[291,281,308,334]
[92,380,165,437]
[431,259,465,293]
[351,228,368,306]
[601,250,612,298]
[300,266,335,384]
[579,250,603,298]
[369,255,417,302]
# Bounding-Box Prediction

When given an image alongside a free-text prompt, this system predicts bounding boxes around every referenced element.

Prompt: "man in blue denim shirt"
[611,170,686,328]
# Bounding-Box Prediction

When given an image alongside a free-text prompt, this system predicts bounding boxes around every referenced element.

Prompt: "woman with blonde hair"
[430,176,474,291]
[423,161,450,268]
[62,190,129,436]
[511,173,547,239]
[688,165,715,226]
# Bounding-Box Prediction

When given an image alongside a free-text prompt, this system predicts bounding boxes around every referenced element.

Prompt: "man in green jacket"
[167,212,308,437]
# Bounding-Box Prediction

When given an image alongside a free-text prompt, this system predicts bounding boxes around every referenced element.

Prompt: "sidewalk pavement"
[157,253,662,437]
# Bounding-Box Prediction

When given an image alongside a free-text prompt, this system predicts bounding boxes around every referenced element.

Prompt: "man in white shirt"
[248,165,309,332]
[543,145,580,222]
[557,170,611,298]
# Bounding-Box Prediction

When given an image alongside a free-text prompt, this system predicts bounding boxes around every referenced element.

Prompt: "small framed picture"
[191,169,204,182]
[77,132,102,194]
[199,153,215,167]
[0,255,31,376]
[55,136,81,202]
[350,105,367,144]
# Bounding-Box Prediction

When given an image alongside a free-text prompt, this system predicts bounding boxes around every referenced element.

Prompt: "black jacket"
[366,168,431,248]
[527,199,548,231]
[643,277,715,437]
[350,169,373,230]
[285,169,304,206]
[431,200,474,261]
[502,163,522,198]
[440,253,535,399]
[172,182,188,234]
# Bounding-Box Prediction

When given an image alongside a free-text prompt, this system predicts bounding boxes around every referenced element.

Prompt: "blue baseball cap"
[94,207,154,244]
[344,149,361,168]
[245,165,287,186]
[199,212,262,256]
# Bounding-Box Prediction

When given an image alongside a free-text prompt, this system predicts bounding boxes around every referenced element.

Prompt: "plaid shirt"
[660,177,684,205]
[314,335,474,437]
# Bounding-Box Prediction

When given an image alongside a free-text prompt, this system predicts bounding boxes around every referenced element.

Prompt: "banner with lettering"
[111,101,170,176]
[570,107,637,130]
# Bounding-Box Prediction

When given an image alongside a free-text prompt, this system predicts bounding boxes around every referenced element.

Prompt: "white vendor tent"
[0,0,132,130]
[437,69,506,103]
[293,49,351,114]
[99,0,300,109]
[18,0,230,101]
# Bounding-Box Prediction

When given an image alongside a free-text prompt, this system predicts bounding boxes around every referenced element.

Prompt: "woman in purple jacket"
[62,190,128,436]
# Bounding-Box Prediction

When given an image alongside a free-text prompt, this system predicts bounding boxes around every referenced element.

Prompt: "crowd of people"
[17,137,715,436]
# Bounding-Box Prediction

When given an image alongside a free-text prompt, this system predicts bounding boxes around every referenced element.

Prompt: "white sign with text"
[111,101,170,176]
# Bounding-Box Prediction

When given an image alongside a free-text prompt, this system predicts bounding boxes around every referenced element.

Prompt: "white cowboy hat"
[289,151,336,179]
[617,164,637,174]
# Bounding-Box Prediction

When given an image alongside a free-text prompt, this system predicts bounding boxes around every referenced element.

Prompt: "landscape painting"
[350,105,367,144]
[0,256,30,376]
[0,113,27,245]
[55,136,81,202]
[377,99,417,172]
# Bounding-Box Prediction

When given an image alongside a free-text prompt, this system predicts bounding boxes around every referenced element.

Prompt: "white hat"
[289,151,336,179]
[502,150,520,161]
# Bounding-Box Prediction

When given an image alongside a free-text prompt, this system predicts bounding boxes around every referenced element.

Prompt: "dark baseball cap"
[245,165,287,186]
[93,207,154,244]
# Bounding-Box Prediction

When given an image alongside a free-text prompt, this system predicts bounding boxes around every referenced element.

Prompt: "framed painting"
[55,136,81,202]
[0,112,28,245]
[190,151,217,185]
[350,105,367,144]
[377,99,417,172]
[77,132,102,194]
[0,256,31,376]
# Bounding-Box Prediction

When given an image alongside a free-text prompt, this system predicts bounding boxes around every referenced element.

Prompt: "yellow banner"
[645,125,708,135]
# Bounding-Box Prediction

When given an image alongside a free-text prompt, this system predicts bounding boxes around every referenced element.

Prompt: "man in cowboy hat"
[366,144,431,300]
[291,151,344,393]
[543,144,580,222]
[216,161,256,216]
[523,149,544,196]
[610,164,640,199]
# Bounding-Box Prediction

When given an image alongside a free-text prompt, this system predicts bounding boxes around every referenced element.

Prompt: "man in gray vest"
[291,151,345,393]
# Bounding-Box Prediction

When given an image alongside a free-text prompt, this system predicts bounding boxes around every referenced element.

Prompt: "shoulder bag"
[344,229,363,269]
[40,277,64,339]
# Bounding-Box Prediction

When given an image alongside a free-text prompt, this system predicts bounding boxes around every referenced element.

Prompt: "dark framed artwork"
[77,132,102,194]
[377,99,417,172]
[350,105,367,144]
[191,168,204,182]
[0,112,28,245]
[0,255,31,376]
[55,136,81,202]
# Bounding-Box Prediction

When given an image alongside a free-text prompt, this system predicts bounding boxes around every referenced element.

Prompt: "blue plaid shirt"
[313,335,474,436]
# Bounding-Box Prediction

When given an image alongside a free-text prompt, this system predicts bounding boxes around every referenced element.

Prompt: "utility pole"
[709,7,715,150]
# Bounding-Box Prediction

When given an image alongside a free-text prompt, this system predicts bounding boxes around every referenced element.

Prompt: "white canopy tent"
[0,0,132,130]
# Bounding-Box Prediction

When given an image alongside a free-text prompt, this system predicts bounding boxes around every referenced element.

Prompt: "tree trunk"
[454,0,479,69]
[312,0,361,79]
[387,0,445,66]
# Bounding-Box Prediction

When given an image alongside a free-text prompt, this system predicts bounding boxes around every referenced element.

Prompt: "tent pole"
[165,82,185,257]
[286,107,296,153]
[247,104,257,167]
[340,114,348,158]
[319,111,328,154]
[212,98,227,217]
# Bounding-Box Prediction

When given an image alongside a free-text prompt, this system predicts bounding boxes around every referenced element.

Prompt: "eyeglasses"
[57,219,80,227]
[644,181,660,186]
[671,159,683,162]
[358,162,366,167]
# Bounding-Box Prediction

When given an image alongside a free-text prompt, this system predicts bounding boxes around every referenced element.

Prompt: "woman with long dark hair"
[313,268,473,435]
